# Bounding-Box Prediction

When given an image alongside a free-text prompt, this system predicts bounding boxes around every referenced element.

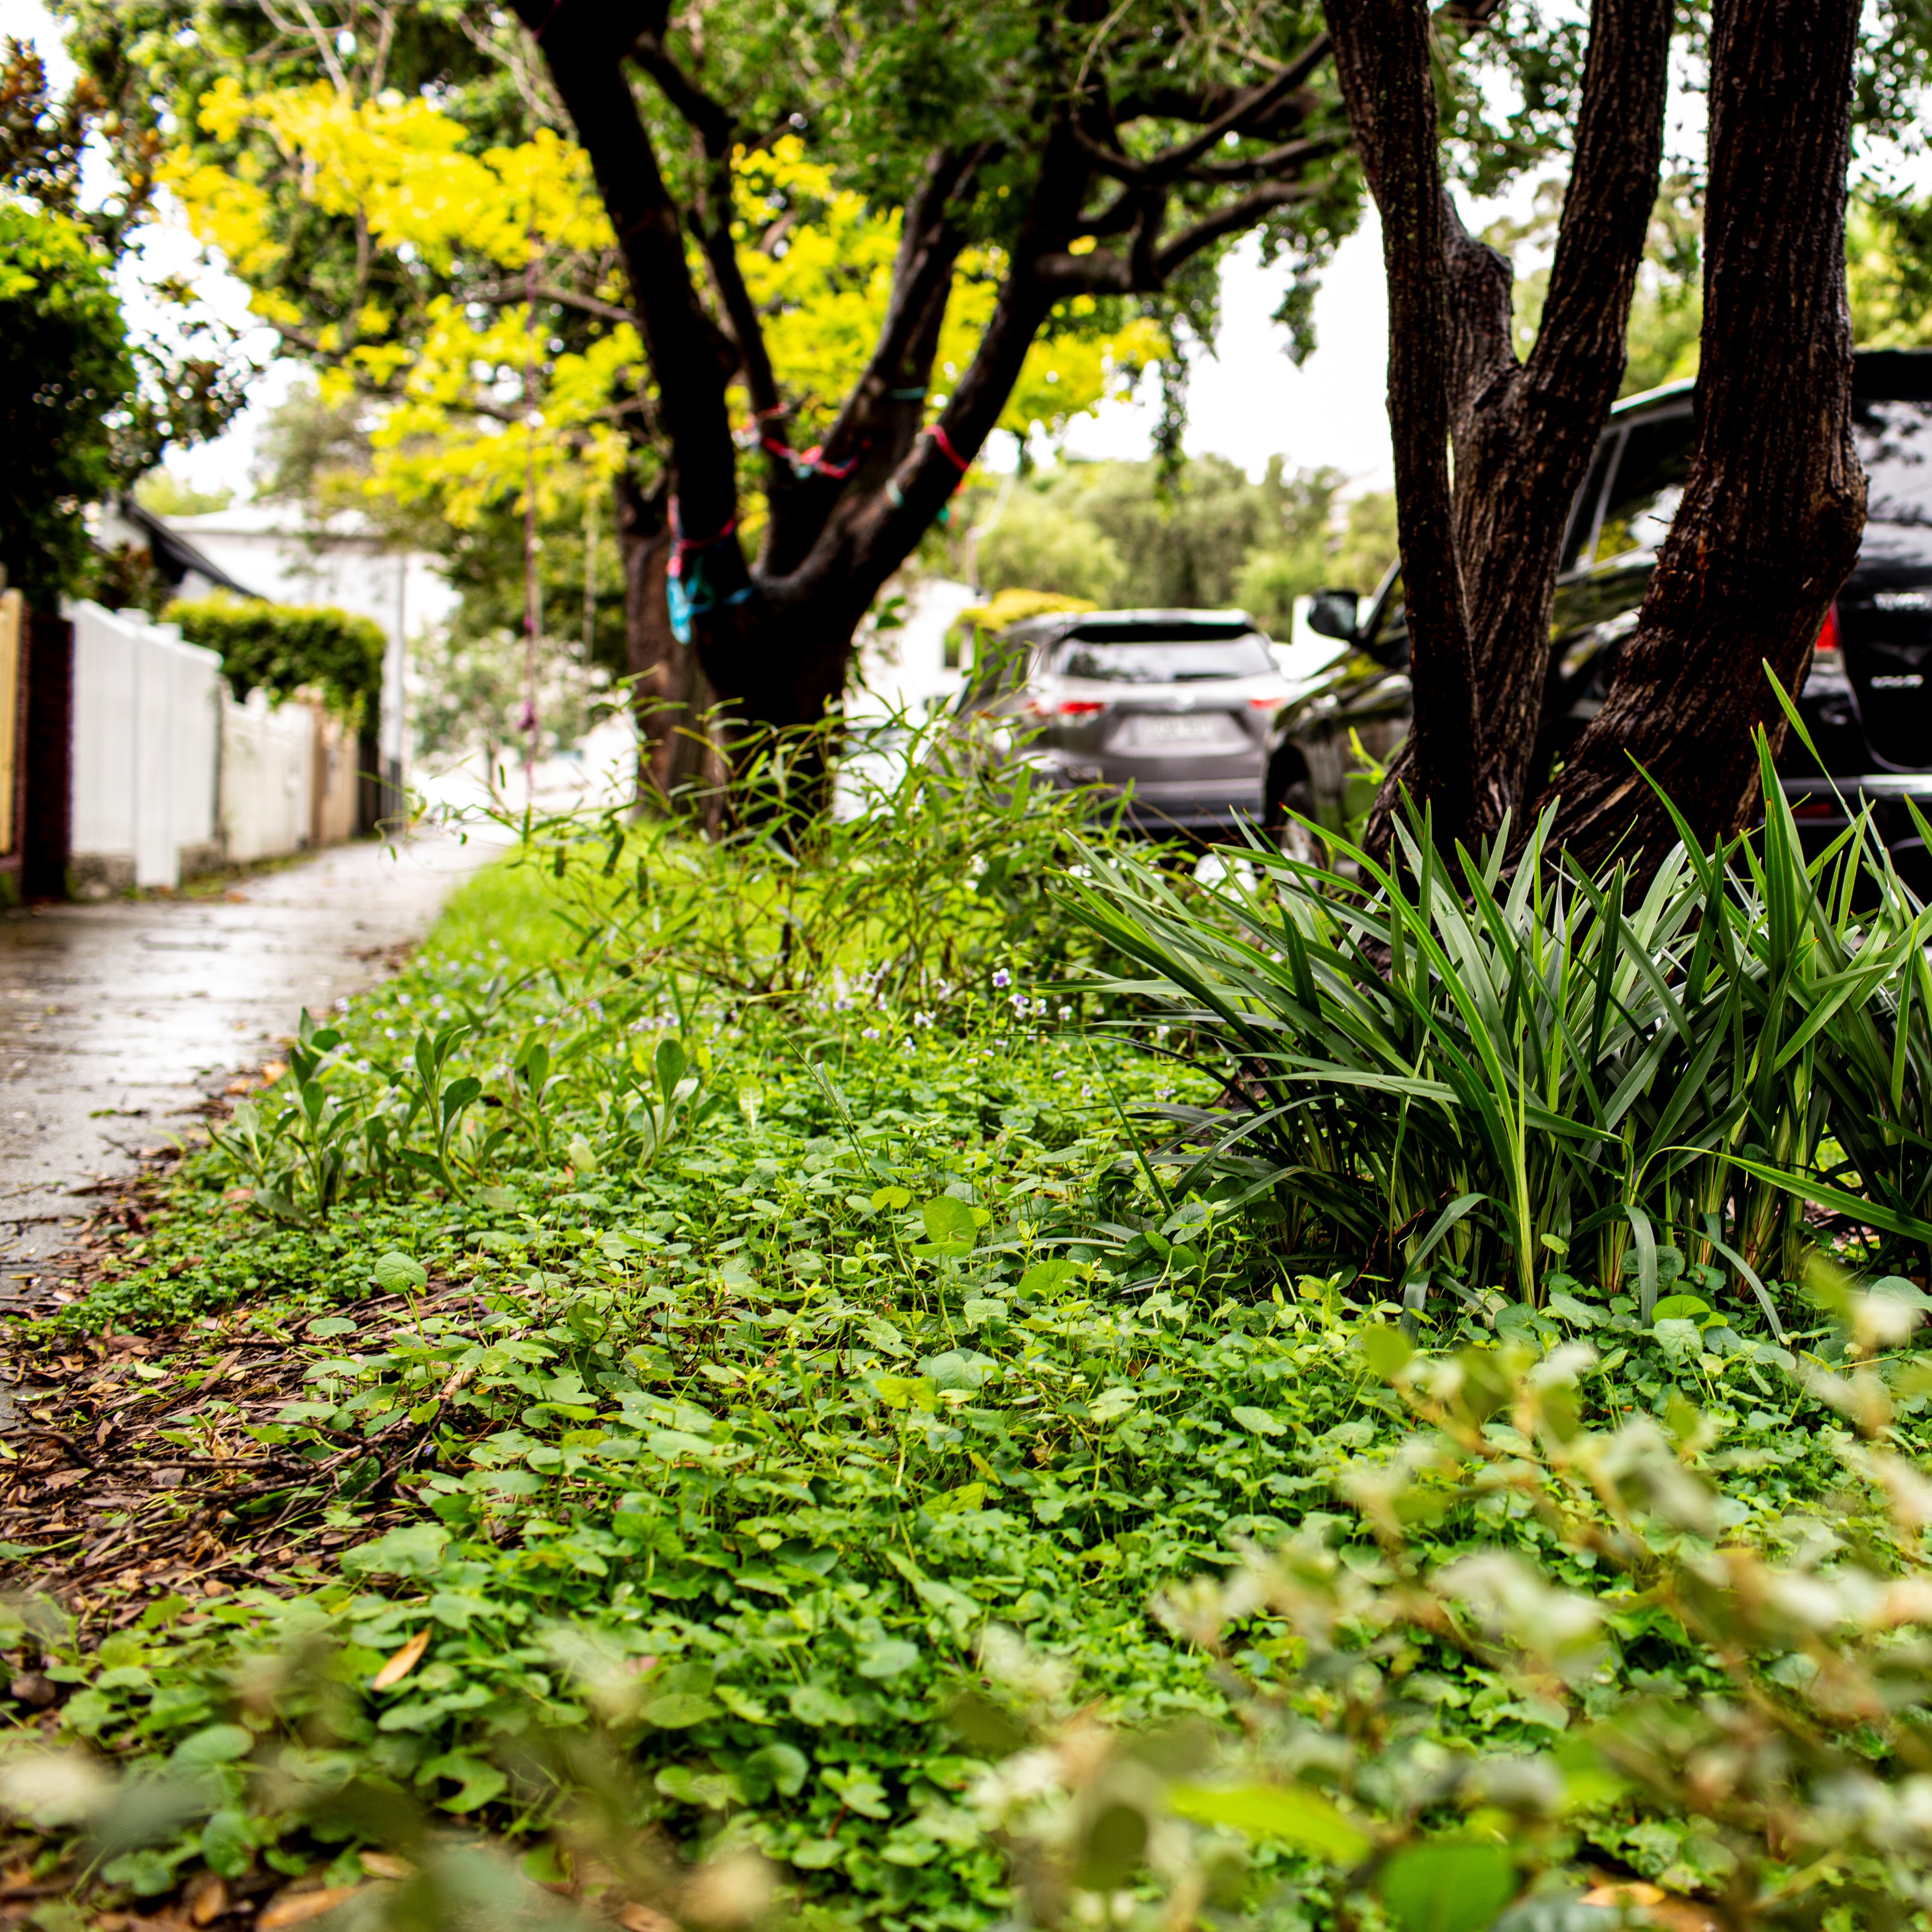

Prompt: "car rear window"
[1575,390,1932,562]
[1594,411,1693,563]
[1050,635,1275,682]
[1856,398,1932,527]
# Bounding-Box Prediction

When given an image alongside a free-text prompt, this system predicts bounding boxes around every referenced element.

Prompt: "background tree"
[1537,0,1867,870]
[1332,0,1932,868]
[962,456,1398,637]
[79,1,1192,793]
[497,0,1360,758]
[2,35,250,535]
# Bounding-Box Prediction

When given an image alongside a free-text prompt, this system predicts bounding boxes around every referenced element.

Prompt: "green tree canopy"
[0,199,132,606]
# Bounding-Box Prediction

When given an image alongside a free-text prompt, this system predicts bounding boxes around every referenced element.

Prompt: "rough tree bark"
[1325,0,1484,849]
[1533,0,1867,873]
[509,0,1344,760]
[1322,0,1671,859]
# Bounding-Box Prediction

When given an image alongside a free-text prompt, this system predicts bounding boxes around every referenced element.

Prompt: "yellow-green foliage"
[162,90,1165,537]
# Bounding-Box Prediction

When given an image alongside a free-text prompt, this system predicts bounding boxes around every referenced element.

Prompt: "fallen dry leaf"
[371,1626,431,1691]
[359,1850,415,1880]
[614,1907,680,1932]
[1582,1883,1721,1932]
[259,1885,363,1928]
[186,1870,230,1924]
[261,1061,288,1082]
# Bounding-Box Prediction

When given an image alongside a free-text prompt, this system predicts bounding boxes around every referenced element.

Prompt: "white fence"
[73,603,223,889]
[69,602,360,892]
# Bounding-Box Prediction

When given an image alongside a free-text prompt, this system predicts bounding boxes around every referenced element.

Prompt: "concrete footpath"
[0,835,492,1301]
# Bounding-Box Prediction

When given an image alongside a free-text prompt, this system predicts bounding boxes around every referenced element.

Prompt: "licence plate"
[1127,712,1233,745]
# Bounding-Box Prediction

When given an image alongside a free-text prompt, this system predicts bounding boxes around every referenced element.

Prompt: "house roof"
[115,498,265,601]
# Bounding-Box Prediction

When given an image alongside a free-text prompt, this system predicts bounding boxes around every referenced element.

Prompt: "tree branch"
[1155,179,1318,275]
[631,32,785,458]
[1039,178,1316,293]
[629,30,729,149]
[466,282,638,326]
[268,324,526,424]
[1184,131,1345,183]
[510,0,739,534]
[760,146,980,576]
[1073,34,1331,186]
[1524,0,1672,404]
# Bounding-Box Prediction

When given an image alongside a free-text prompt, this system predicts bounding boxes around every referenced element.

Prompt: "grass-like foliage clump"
[1074,738,1932,1327]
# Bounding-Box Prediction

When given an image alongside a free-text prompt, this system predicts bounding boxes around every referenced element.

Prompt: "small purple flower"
[1058,1005,1073,1022]
[862,1027,881,1041]
[992,969,1011,990]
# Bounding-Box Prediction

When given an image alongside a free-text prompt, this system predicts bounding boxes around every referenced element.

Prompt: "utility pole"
[521,200,542,807]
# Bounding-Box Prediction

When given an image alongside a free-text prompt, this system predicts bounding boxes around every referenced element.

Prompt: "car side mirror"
[1306,587,1360,642]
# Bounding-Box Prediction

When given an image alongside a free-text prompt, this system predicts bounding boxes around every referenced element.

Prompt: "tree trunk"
[614,469,722,809]
[1536,0,1867,873]
[1327,0,1671,862]
[1323,0,1484,854]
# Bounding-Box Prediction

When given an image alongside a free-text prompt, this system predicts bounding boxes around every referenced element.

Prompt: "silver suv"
[956,609,1290,834]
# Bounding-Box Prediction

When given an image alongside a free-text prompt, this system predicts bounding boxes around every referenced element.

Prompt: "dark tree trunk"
[1324,0,1485,852]
[614,468,717,806]
[1325,0,1671,861]
[1535,0,1867,872]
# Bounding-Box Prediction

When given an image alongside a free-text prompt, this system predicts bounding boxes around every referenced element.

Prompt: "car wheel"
[1268,778,1325,866]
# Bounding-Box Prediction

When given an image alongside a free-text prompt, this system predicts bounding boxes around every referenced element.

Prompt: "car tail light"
[1026,697,1107,717]
[1789,796,1837,820]
[1248,695,1283,710]
[1816,603,1840,655]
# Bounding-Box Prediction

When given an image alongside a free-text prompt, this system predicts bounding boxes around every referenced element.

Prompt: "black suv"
[1271,348,1932,889]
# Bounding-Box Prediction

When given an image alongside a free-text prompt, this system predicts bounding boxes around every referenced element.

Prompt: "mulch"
[0,1162,477,1641]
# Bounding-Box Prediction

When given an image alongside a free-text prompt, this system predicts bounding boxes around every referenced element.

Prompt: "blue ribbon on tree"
[666,499,753,645]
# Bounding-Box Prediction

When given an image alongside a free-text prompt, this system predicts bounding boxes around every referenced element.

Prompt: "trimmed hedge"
[165,593,385,725]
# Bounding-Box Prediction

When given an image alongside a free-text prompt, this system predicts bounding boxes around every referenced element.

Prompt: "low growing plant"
[973,1270,1932,1932]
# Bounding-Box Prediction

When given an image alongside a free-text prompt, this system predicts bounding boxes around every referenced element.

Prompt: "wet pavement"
[0,835,492,1303]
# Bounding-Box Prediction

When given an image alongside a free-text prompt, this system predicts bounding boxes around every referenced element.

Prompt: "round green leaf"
[170,1723,254,1769]
[856,1636,920,1680]
[921,1195,978,1248]
[373,1251,427,1294]
[1378,1842,1517,1932]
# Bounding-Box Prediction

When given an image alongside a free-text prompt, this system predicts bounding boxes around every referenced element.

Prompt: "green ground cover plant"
[1,728,1931,1932]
